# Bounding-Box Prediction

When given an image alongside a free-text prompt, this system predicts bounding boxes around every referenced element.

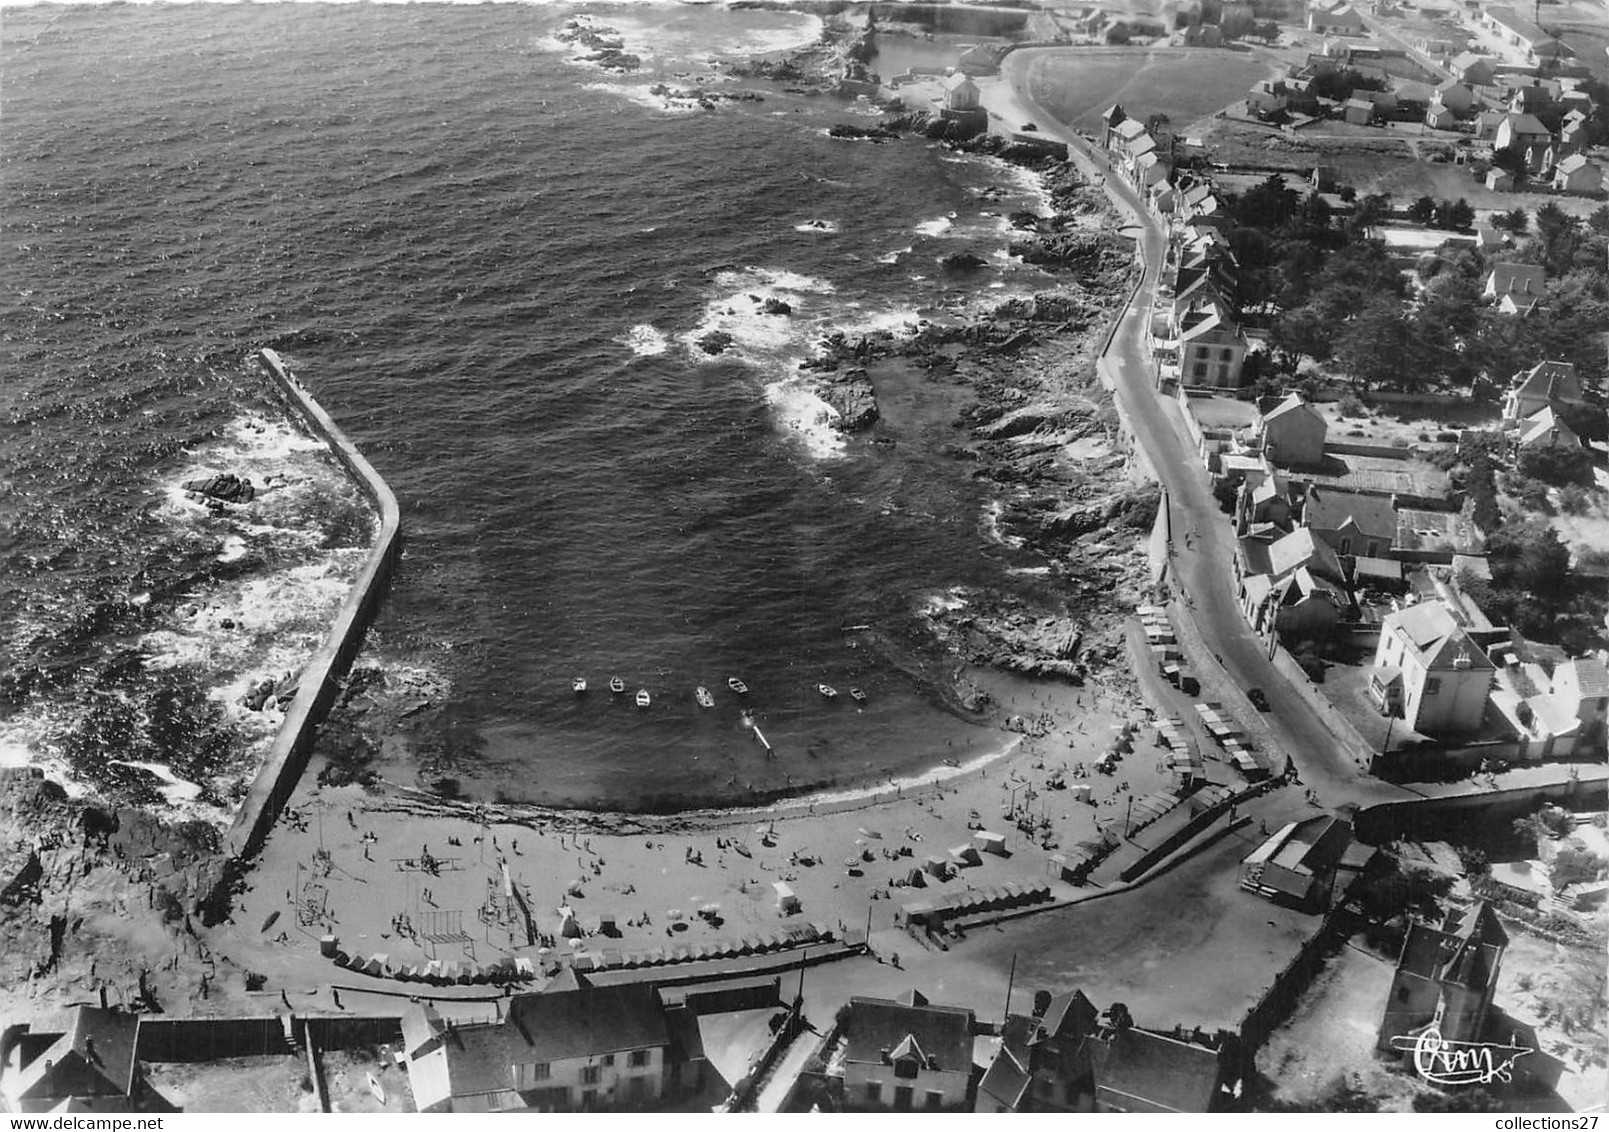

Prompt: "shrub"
[1518,444,1594,488]
[1338,392,1366,417]
[1558,484,1591,515]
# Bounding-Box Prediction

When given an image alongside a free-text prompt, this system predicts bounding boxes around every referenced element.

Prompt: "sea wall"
[223,350,401,865]
[1353,774,1607,845]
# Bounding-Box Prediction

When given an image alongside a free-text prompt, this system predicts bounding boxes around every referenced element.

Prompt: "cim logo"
[1389,1025,1532,1087]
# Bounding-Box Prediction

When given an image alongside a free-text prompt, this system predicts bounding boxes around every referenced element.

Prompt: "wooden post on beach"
[1003,951,1017,1021]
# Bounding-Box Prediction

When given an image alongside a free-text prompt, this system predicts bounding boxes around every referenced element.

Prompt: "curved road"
[995,49,1414,808]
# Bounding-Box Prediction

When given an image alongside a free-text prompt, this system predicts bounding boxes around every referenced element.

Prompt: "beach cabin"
[772,881,801,916]
[923,854,953,880]
[949,844,983,869]
[973,830,1008,857]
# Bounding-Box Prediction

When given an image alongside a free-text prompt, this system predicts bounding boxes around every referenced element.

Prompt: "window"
[1425,677,1442,695]
[1217,364,1230,383]
[1193,362,1208,378]
[524,1062,551,1084]
[926,1090,945,1109]
[1220,348,1233,360]
[1339,538,1352,556]
[866,1082,882,1104]
[1396,986,1409,1003]
[894,1058,919,1080]
[582,1089,597,1109]
[629,1049,650,1068]
[582,1065,602,1086]
[1367,541,1379,558]
[602,1054,615,1068]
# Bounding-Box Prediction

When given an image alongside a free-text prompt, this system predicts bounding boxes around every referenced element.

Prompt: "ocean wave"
[582,81,699,115]
[762,379,845,461]
[876,246,912,265]
[619,323,670,356]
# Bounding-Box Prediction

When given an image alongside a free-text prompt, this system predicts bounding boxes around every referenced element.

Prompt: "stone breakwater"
[222,350,399,867]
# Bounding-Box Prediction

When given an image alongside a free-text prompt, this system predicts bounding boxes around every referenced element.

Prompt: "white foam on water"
[914,216,954,237]
[619,323,670,357]
[982,499,1026,549]
[218,535,249,563]
[876,246,912,265]
[794,220,840,234]
[111,760,204,804]
[681,266,836,360]
[763,380,846,461]
[923,587,970,616]
[582,81,700,115]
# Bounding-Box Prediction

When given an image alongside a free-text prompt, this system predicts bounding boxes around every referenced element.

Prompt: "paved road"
[993,51,1412,808]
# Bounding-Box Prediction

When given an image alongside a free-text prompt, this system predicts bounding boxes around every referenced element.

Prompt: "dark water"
[1,2,1072,811]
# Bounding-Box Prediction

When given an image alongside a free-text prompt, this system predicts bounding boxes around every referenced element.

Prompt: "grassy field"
[1024,47,1275,131]
[1193,116,1607,217]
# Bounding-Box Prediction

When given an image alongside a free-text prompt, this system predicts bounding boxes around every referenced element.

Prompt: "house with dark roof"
[1484,261,1547,313]
[1258,393,1327,468]
[1301,485,1396,560]
[843,990,975,1111]
[1089,1018,1227,1112]
[976,991,1100,1112]
[1378,902,1506,1052]
[1554,154,1603,195]
[1239,815,1353,909]
[400,970,706,1113]
[1370,600,1494,735]
[1493,114,1553,173]
[1307,0,1366,34]
[0,1008,155,1114]
[1503,360,1586,424]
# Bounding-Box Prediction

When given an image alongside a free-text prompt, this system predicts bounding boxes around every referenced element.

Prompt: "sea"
[0,1,1086,816]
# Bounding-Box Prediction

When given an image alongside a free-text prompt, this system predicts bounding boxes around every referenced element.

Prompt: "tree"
[1491,145,1527,179]
[1518,443,1594,487]
[1105,21,1132,43]
[1271,304,1333,369]
[1497,207,1530,235]
[1447,198,1475,231]
[1334,298,1424,389]
[1254,19,1281,40]
[1483,519,1573,635]
[1407,195,1437,224]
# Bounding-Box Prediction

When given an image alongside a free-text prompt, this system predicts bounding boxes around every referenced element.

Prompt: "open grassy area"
[1024,47,1274,130]
[1194,117,1606,217]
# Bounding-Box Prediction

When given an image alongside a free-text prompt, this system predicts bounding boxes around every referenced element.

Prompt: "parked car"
[1248,687,1270,712]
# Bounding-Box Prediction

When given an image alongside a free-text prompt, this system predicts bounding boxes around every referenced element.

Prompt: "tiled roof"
[845,995,974,1073]
[1092,1026,1221,1113]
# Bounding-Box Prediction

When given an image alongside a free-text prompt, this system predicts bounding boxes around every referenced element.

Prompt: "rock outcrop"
[819,367,879,431]
[183,473,255,505]
[697,330,735,356]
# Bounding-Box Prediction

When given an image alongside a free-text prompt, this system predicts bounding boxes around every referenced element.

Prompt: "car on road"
[1021,122,1038,131]
[1248,687,1270,712]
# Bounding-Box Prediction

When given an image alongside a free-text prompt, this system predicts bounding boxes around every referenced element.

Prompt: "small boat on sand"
[635,689,651,708]
[727,677,749,694]
[572,676,587,694]
[818,684,838,699]
[609,676,625,694]
[695,686,715,709]
[849,687,867,703]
